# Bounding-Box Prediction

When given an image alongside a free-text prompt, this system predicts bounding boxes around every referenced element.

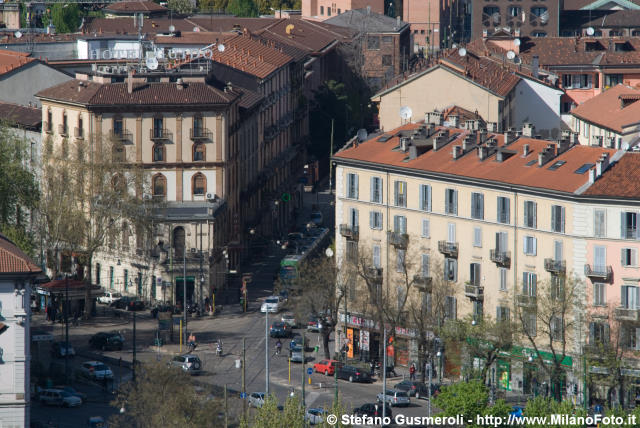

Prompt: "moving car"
[51,341,76,358]
[111,297,144,311]
[305,408,327,425]
[39,389,82,407]
[377,389,411,407]
[87,416,106,428]
[281,313,298,328]
[336,365,372,383]
[80,361,114,380]
[168,354,202,375]
[353,403,392,419]
[269,322,292,338]
[313,359,341,376]
[393,380,439,399]
[53,386,87,402]
[97,291,122,305]
[289,345,307,363]
[89,331,124,351]
[306,316,323,332]
[248,392,265,408]
[260,296,282,313]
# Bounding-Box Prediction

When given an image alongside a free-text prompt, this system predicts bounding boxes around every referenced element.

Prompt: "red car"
[313,359,341,376]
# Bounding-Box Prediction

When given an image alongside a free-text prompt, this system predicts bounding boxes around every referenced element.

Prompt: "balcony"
[544,258,566,273]
[339,224,359,241]
[388,232,409,249]
[190,128,213,141]
[516,294,537,308]
[111,129,132,142]
[615,307,640,322]
[367,267,383,284]
[58,124,68,137]
[413,275,432,292]
[584,264,613,282]
[490,249,511,268]
[74,127,84,139]
[464,284,484,300]
[150,128,172,141]
[438,241,458,258]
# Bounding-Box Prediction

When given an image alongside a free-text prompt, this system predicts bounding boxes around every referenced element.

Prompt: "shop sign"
[360,330,369,351]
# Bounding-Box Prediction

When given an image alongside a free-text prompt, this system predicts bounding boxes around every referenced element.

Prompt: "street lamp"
[436,350,443,384]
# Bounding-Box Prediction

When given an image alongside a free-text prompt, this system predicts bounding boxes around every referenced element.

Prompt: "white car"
[248,392,265,408]
[98,292,122,305]
[306,408,327,425]
[39,389,82,407]
[260,296,282,313]
[80,361,114,380]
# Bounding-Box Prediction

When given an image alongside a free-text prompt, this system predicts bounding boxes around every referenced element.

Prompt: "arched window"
[152,174,166,198]
[173,226,185,259]
[122,222,130,250]
[193,143,205,161]
[192,173,206,196]
[153,143,165,162]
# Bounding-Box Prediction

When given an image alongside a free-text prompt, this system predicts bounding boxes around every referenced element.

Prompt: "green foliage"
[227,0,259,16]
[46,4,81,33]
[243,394,306,428]
[523,395,587,428]
[318,400,351,428]
[168,0,193,14]
[198,0,228,12]
[433,381,489,420]
[0,225,36,259]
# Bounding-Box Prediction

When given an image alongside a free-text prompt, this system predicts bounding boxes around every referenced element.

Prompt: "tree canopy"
[46,4,81,33]
[226,0,259,17]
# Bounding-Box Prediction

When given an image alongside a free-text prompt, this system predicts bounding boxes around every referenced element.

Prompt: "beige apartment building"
[332,114,634,402]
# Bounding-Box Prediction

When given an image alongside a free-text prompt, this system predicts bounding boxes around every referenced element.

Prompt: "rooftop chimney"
[449,115,459,128]
[176,78,184,90]
[400,137,409,152]
[522,144,530,157]
[452,145,462,160]
[409,145,418,160]
[487,122,498,132]
[522,123,534,137]
[127,70,133,94]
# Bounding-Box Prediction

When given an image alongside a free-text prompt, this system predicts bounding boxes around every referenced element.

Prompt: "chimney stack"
[522,123,534,137]
[127,70,133,94]
[452,145,462,159]
[176,78,184,90]
[522,144,530,157]
[449,115,459,128]
[400,137,409,152]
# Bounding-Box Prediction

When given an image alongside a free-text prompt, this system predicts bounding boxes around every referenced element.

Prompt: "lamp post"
[427,361,432,417]
[436,350,443,385]
[183,242,187,348]
[64,275,70,384]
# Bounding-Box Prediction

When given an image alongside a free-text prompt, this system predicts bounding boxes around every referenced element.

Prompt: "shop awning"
[36,279,102,299]
[506,345,573,368]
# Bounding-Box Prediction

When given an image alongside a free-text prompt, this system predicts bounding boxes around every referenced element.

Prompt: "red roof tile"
[0,49,35,76]
[584,153,640,198]
[0,101,42,129]
[0,234,41,274]
[571,84,640,133]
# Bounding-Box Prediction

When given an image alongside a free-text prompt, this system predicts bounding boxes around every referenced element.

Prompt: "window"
[393,215,407,233]
[192,173,206,196]
[193,115,203,134]
[594,245,606,272]
[589,322,609,345]
[193,143,205,161]
[396,249,406,272]
[327,7,331,15]
[346,241,358,263]
[531,6,547,17]
[471,193,484,220]
[153,144,165,162]
[113,118,123,137]
[445,188,458,215]
[394,181,407,207]
[46,109,53,132]
[373,245,381,268]
[473,227,482,247]
[320,5,324,14]
[448,223,456,243]
[499,268,508,291]
[551,316,563,341]
[444,258,457,282]
[522,272,537,296]
[109,266,114,289]
[124,269,129,290]
[593,282,605,306]
[583,123,590,138]
[61,112,68,135]
[594,209,606,237]
[524,201,537,228]
[564,74,593,89]
[508,6,521,16]
[622,248,638,267]
[419,184,432,211]
[532,31,547,38]
[153,117,164,138]
[523,313,537,336]
[551,205,565,233]
[370,211,383,230]
[77,117,84,138]
[554,240,563,261]
[337,8,341,13]
[605,74,623,87]
[445,296,457,320]
[151,276,156,299]
[473,301,483,321]
[497,306,510,322]
[421,219,430,238]
[621,211,638,239]
[349,208,359,228]
[346,173,359,199]
[370,177,382,203]
[469,263,480,286]
[382,55,392,66]
[495,231,508,253]
[551,274,565,300]
[96,263,101,286]
[367,36,380,50]
[497,196,510,224]
[625,326,640,350]
[152,174,166,197]
[523,236,537,255]
[421,254,430,278]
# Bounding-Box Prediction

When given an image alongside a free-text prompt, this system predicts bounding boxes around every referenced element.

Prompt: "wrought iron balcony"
[544,258,566,273]
[438,240,458,258]
[190,128,213,141]
[584,264,613,282]
[490,249,511,268]
[413,275,432,292]
[388,232,409,249]
[339,224,359,241]
[465,284,484,300]
[111,129,132,142]
[150,128,172,141]
[615,307,640,322]
[516,294,537,308]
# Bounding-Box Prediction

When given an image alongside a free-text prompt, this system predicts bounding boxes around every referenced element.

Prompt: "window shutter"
[370,211,375,229]
[635,249,639,266]
[394,181,399,206]
[400,216,407,233]
[532,202,537,228]
[636,328,640,351]
[453,297,457,319]
[533,237,537,256]
[353,209,359,227]
[523,236,527,254]
[505,198,510,223]
[426,185,432,211]
[561,207,565,232]
[552,206,557,231]
[524,202,529,227]
[422,254,430,277]
[370,177,375,202]
[621,248,626,266]
[622,286,629,308]
[448,223,456,243]
[522,272,528,294]
[622,212,627,238]
[422,219,430,237]
[452,259,458,282]
[354,174,359,199]
[532,274,537,296]
[604,324,610,344]
[394,215,399,232]
[496,232,501,252]
[373,245,381,268]
[453,190,458,214]
[589,322,595,344]
[474,227,481,247]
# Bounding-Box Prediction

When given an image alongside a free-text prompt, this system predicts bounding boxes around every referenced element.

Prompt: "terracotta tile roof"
[584,153,640,198]
[36,79,240,106]
[185,17,277,33]
[39,278,100,291]
[238,88,263,109]
[442,105,486,127]
[154,31,231,45]
[570,84,640,133]
[0,33,78,45]
[334,122,617,193]
[0,101,42,129]
[84,17,205,35]
[104,1,167,13]
[0,49,35,76]
[0,234,41,274]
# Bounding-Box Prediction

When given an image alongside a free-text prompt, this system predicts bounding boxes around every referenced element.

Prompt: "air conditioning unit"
[190,247,197,253]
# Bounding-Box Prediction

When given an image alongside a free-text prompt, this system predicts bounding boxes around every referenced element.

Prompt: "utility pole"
[265,309,270,395]
[334,362,338,404]
[242,338,247,421]
[427,361,432,418]
[302,335,306,409]
[64,275,69,384]
[224,384,228,428]
[183,243,187,347]
[132,311,137,382]
[328,119,334,194]
[382,327,387,421]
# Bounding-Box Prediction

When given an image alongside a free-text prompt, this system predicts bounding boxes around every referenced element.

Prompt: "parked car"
[310,211,324,226]
[393,380,439,399]
[248,392,265,408]
[53,386,87,402]
[111,297,144,311]
[39,389,82,407]
[377,389,411,407]
[270,322,292,338]
[281,313,298,328]
[97,292,122,305]
[289,345,308,363]
[51,341,76,358]
[336,365,372,383]
[87,416,106,428]
[260,296,282,313]
[313,359,341,376]
[89,331,124,351]
[289,334,311,351]
[80,361,114,380]
[306,316,323,332]
[168,354,202,375]
[151,302,174,318]
[353,402,392,419]
[305,408,327,425]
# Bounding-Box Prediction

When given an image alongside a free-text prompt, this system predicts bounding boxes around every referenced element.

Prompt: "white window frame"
[346,173,359,199]
[523,236,537,256]
[369,211,383,230]
[421,219,430,238]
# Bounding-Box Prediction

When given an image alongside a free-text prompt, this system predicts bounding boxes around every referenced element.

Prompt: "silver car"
[168,354,202,375]
[377,389,411,407]
[39,389,82,407]
[249,392,265,408]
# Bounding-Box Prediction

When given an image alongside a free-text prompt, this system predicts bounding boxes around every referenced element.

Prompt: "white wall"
[512,77,566,138]
[182,170,216,201]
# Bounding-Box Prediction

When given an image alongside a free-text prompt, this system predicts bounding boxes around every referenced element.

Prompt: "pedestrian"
[409,363,416,381]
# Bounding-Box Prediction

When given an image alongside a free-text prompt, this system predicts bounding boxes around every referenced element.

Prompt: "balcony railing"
[367,267,383,283]
[465,284,484,300]
[111,129,132,142]
[516,294,537,308]
[339,224,359,241]
[490,249,511,267]
[413,275,432,292]
[438,241,458,258]
[150,128,172,141]
[544,258,566,273]
[388,232,409,249]
[584,264,613,282]
[190,128,213,141]
[615,307,640,322]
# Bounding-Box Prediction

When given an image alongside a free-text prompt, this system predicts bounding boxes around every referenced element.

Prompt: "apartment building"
[333,113,640,404]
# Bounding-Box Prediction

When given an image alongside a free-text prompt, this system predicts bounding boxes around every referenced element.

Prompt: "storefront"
[35,279,102,318]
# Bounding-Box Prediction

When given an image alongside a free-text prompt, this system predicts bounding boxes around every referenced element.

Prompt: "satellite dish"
[452,43,457,49]
[458,47,467,57]
[357,128,368,142]
[513,56,521,64]
[506,50,516,60]
[169,25,175,33]
[514,38,521,46]
[286,24,295,35]
[325,247,334,258]
[399,106,413,120]
[193,26,200,32]
[217,43,225,52]
[586,26,595,36]
[14,31,22,39]
[145,57,158,70]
